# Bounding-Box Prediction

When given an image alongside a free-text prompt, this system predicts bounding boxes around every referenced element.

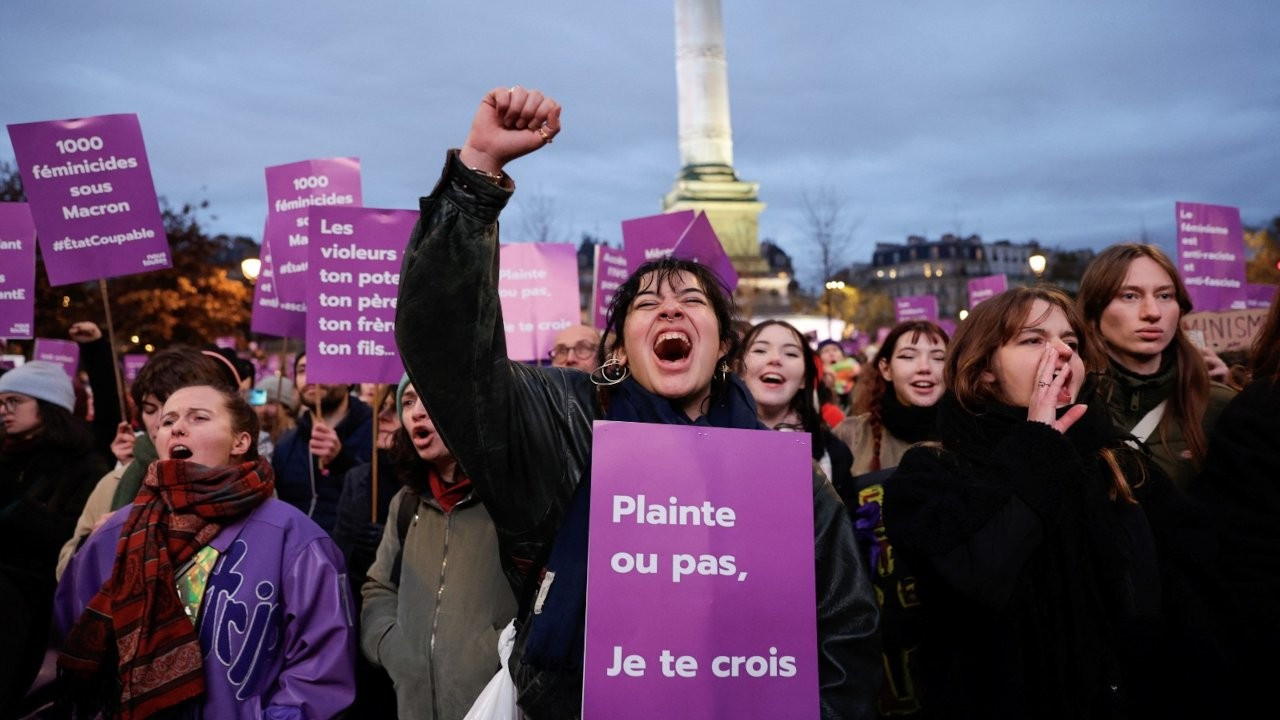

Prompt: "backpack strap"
[390,487,420,586]
[1124,399,1168,450]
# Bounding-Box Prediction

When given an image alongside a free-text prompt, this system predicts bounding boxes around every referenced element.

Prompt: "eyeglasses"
[0,395,32,413]
[549,341,598,361]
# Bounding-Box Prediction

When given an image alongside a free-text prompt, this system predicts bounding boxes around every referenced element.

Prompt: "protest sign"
[0,203,36,338]
[1246,283,1276,309]
[671,212,739,292]
[33,338,79,379]
[263,158,361,303]
[583,421,819,719]
[967,274,1007,309]
[123,353,149,383]
[592,244,628,330]
[498,243,580,362]
[7,114,170,285]
[621,210,696,270]
[1176,201,1246,311]
[250,234,306,339]
[1182,309,1268,352]
[895,295,938,323]
[305,206,415,384]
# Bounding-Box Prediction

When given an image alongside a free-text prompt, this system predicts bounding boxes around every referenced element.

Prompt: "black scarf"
[879,387,940,444]
[606,375,763,430]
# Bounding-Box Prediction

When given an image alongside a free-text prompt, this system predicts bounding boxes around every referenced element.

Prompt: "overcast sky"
[5,1,1277,287]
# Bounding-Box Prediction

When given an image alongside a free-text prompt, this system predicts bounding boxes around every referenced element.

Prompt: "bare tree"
[515,189,570,244]
[801,186,863,291]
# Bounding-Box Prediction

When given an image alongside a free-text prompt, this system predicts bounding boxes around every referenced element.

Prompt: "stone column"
[664,0,769,278]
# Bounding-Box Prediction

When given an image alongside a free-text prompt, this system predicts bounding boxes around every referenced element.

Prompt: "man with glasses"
[548,324,600,372]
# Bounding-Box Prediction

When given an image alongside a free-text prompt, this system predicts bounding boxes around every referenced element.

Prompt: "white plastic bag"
[463,619,522,720]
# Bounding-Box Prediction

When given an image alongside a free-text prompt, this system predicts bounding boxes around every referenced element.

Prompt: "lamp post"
[824,280,845,338]
[1028,252,1047,281]
[240,257,262,282]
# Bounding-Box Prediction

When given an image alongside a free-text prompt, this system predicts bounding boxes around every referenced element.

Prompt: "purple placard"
[305,206,416,384]
[1176,201,1246,312]
[671,212,740,292]
[621,210,696,270]
[7,114,171,285]
[250,234,306,339]
[583,422,819,718]
[0,203,36,338]
[967,274,1007,309]
[1246,283,1276,309]
[592,244,629,330]
[33,338,79,379]
[938,318,957,338]
[498,243,580,362]
[895,295,939,323]
[263,158,362,303]
[122,353,149,383]
[214,336,237,349]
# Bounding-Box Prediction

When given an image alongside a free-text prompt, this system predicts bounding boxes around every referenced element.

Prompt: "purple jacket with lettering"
[53,497,357,719]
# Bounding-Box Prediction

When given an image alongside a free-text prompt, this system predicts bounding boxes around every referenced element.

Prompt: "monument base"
[663,167,768,277]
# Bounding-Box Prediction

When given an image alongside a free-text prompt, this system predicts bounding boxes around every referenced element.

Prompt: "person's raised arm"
[459,85,562,177]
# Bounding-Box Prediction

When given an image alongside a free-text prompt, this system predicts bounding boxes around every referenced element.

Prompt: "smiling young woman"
[393,86,880,719]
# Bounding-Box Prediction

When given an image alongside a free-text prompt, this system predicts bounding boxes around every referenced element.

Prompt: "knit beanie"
[396,372,412,418]
[261,375,298,412]
[0,360,76,412]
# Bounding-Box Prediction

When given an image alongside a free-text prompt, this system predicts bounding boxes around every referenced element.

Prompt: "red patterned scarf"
[428,464,472,514]
[59,457,274,719]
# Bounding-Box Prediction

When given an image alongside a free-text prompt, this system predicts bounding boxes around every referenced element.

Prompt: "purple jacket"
[54,498,357,719]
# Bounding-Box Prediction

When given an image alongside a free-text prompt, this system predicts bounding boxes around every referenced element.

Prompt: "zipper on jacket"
[429,510,453,719]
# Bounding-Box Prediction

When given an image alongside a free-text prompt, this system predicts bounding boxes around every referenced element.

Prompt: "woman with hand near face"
[883,288,1172,719]
[737,320,853,489]
[1077,244,1236,490]
[55,384,355,719]
[394,86,880,719]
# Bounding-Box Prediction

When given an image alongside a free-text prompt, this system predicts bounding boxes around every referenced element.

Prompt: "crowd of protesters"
[0,85,1276,719]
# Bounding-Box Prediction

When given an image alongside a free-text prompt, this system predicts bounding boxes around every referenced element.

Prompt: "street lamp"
[958,309,969,321]
[1028,252,1047,279]
[823,280,846,337]
[241,257,262,282]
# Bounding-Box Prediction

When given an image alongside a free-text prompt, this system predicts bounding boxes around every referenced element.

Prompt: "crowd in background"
[1,82,1278,720]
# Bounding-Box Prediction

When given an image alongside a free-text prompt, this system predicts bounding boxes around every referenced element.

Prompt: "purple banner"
[672,212,740,292]
[250,234,306,339]
[967,274,1007,309]
[7,114,171,285]
[1246,283,1276,309]
[0,203,36,338]
[263,158,362,303]
[895,295,939,323]
[33,338,79,379]
[498,243,581,362]
[592,244,629,330]
[1176,201,1246,312]
[305,206,415,384]
[583,421,819,718]
[621,210,696,270]
[123,353,149,383]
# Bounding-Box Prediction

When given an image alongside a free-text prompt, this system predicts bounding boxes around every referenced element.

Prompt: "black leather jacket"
[396,150,881,719]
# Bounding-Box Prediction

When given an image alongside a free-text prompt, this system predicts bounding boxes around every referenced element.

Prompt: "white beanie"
[0,360,76,412]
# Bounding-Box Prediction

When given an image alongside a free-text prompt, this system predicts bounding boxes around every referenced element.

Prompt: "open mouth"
[910,380,936,390]
[654,332,692,363]
[411,427,433,442]
[170,445,194,460]
[759,372,787,387]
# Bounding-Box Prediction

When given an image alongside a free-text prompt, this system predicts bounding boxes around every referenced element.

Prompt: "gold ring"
[1037,381,1050,387]
[538,124,553,144]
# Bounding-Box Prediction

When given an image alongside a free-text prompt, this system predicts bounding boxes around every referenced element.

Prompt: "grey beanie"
[261,375,298,412]
[0,360,76,412]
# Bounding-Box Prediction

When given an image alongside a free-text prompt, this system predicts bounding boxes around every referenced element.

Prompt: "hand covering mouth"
[654,331,692,362]
[169,444,194,460]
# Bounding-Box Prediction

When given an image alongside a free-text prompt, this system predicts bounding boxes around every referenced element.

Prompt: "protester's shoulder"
[246,497,331,542]
[514,363,600,419]
[831,412,870,445]
[1207,381,1237,408]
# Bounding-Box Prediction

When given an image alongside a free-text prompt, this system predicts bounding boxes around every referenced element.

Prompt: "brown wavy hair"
[948,287,1138,503]
[1076,243,1210,466]
[852,321,949,471]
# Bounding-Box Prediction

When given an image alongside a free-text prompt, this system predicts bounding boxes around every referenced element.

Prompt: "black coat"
[395,150,882,720]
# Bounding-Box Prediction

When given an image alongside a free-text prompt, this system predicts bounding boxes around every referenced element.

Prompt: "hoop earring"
[591,354,630,387]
